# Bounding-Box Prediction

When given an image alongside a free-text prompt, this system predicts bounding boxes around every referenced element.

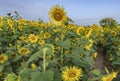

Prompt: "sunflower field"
[0,5,120,81]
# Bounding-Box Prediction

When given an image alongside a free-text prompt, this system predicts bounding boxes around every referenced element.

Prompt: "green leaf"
[12,56,22,62]
[85,56,95,66]
[104,67,110,74]
[46,60,57,69]
[71,48,81,62]
[4,73,17,81]
[4,65,12,73]
[53,69,62,81]
[91,69,101,76]
[87,78,93,81]
[62,39,71,49]
[112,58,120,65]
[30,71,42,81]
[20,68,33,81]
[55,40,62,45]
[0,65,4,72]
[43,70,54,81]
[27,51,41,63]
[32,43,38,48]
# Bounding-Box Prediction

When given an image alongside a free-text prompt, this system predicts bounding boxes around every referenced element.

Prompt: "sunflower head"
[18,48,30,55]
[62,66,83,81]
[38,39,45,45]
[44,32,51,38]
[76,26,84,35]
[102,71,118,81]
[28,34,38,43]
[111,30,117,36]
[49,5,67,26]
[0,54,8,64]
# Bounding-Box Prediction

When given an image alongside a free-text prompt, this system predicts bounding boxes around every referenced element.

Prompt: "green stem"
[60,27,64,64]
[61,45,63,64]
[43,50,46,72]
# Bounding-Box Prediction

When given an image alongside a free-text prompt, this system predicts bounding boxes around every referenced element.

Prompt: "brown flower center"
[54,12,63,21]
[31,36,35,40]
[69,72,76,78]
[0,56,4,60]
[20,49,28,54]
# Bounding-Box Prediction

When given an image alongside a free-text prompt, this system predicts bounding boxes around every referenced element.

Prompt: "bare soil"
[89,48,107,78]
[94,50,106,74]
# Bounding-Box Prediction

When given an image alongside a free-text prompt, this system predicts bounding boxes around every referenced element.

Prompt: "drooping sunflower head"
[62,66,83,81]
[49,5,67,26]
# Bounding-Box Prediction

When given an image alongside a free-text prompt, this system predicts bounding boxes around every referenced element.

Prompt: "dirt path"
[88,48,106,78]
[94,51,106,74]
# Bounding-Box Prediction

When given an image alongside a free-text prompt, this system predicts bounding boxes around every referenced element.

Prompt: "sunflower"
[55,37,59,41]
[62,66,83,81]
[18,25,23,31]
[102,72,118,81]
[28,34,38,43]
[84,29,92,38]
[49,5,67,26]
[7,19,14,29]
[20,36,28,43]
[44,32,51,38]
[38,39,45,45]
[0,54,8,64]
[84,43,92,51]
[18,48,30,55]
[111,30,117,37]
[76,26,84,35]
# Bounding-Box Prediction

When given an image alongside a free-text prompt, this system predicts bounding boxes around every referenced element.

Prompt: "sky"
[0,0,120,25]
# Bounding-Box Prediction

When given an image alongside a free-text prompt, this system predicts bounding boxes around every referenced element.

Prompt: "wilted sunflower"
[0,54,8,64]
[49,5,67,26]
[62,66,83,81]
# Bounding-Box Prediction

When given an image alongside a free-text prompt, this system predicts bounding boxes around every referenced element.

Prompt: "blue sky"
[0,0,120,25]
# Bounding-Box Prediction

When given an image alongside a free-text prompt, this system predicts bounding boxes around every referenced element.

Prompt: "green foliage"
[91,69,101,76]
[4,73,17,81]
[99,17,118,28]
[0,13,120,81]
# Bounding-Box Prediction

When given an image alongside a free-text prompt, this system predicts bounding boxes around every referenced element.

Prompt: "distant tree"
[99,17,118,28]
